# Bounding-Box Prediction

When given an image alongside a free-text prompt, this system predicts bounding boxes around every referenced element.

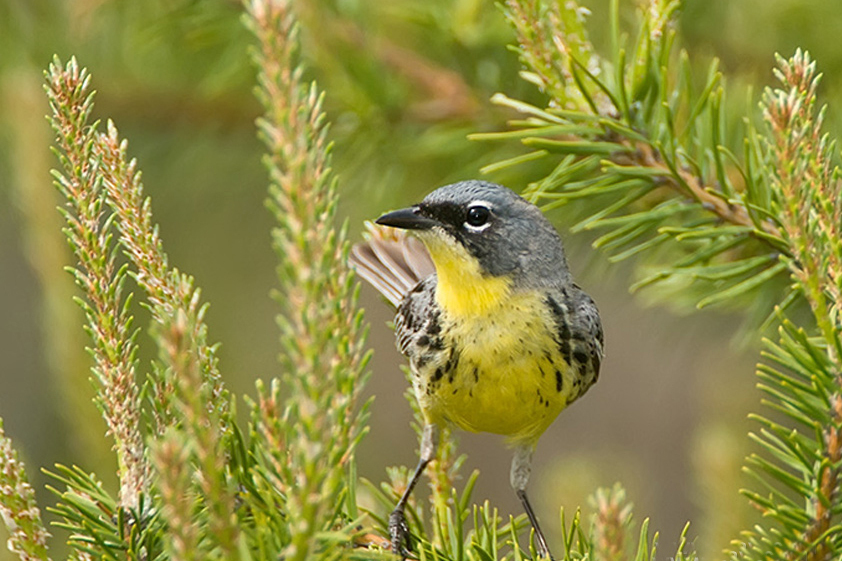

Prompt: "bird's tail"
[349,223,434,307]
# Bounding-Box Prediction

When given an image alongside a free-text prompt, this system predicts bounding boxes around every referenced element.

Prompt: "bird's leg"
[511,446,554,560]
[390,423,439,558]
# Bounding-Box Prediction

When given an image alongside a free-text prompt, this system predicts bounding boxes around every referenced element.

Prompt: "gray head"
[376,180,571,289]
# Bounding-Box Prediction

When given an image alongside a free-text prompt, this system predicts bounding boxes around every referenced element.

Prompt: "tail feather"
[350,223,434,307]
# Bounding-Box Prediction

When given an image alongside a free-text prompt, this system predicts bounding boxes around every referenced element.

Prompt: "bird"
[350,180,603,559]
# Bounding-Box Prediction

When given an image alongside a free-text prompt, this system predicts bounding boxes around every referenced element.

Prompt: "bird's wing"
[349,222,435,307]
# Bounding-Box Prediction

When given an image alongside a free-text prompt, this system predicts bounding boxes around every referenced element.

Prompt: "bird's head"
[376,180,570,316]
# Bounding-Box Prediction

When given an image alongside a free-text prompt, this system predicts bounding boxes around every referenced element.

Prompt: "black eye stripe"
[419,201,494,231]
[419,201,462,226]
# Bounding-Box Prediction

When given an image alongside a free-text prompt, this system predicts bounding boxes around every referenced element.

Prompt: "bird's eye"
[465,205,490,227]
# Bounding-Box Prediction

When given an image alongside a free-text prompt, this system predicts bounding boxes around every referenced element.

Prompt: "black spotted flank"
[428,337,445,351]
[545,295,571,340]
[426,314,442,336]
[444,348,459,371]
[546,295,573,368]
[555,369,563,392]
[445,349,460,383]
[558,339,571,366]
[573,349,589,366]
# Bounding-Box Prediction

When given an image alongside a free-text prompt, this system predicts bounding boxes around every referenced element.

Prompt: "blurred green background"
[2,0,842,557]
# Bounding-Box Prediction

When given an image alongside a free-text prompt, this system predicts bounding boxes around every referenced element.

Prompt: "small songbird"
[351,180,603,559]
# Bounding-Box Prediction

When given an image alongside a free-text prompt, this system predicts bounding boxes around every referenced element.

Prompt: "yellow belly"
[417,290,574,445]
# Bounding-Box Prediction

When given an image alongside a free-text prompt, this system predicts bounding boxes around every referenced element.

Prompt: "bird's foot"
[535,542,554,561]
[388,508,412,559]
[532,532,554,561]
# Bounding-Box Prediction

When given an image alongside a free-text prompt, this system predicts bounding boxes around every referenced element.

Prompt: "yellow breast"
[414,230,575,444]
[419,289,574,446]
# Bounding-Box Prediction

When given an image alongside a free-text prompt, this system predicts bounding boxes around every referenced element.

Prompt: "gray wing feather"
[350,223,434,307]
[570,286,604,385]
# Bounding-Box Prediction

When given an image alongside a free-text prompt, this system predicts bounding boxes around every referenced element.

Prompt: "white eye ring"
[464,201,493,231]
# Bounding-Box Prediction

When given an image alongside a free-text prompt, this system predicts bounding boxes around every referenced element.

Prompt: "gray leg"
[511,445,553,560]
[390,424,439,557]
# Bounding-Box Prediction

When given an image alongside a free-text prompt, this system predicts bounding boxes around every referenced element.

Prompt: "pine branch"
[45,465,130,561]
[427,427,464,551]
[45,56,148,513]
[152,430,200,561]
[735,50,842,561]
[95,119,240,561]
[0,420,51,561]
[761,50,842,359]
[590,484,633,561]
[95,122,230,435]
[244,1,371,560]
[503,0,611,114]
[46,56,239,559]
[737,321,842,559]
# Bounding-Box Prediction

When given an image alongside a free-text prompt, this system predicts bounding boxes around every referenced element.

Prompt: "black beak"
[375,207,438,231]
